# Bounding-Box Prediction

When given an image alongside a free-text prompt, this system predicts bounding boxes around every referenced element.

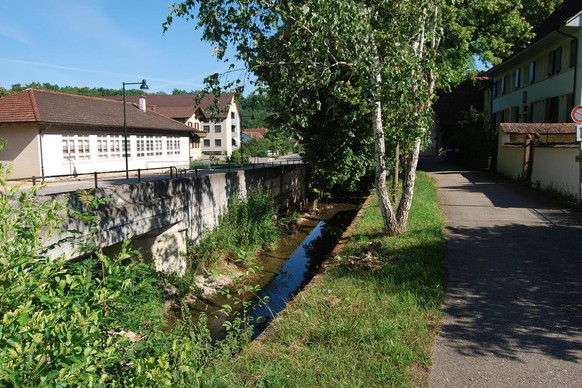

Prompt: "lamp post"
[122,79,149,179]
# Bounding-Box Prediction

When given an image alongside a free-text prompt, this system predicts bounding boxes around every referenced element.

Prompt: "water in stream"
[184,202,360,339]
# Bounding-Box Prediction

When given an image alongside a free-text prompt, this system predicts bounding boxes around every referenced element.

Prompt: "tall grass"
[187,188,280,269]
[198,171,445,387]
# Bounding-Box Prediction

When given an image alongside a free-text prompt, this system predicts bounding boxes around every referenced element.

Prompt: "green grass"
[199,171,446,387]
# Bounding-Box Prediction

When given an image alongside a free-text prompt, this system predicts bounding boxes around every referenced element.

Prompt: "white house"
[483,0,581,197]
[111,93,241,158]
[0,89,206,179]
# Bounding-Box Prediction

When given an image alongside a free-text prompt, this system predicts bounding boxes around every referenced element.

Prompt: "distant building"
[483,0,582,196]
[0,89,205,179]
[242,127,269,142]
[109,93,241,157]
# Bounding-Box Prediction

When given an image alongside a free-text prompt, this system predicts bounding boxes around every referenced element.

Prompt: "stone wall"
[48,165,307,274]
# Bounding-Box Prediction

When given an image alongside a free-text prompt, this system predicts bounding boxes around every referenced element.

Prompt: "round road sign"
[571,105,582,123]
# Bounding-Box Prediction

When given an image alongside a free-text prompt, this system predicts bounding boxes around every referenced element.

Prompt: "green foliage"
[0,143,257,385]
[5,82,156,97]
[239,93,273,129]
[0,155,163,384]
[187,188,279,269]
[195,172,446,386]
[449,108,497,162]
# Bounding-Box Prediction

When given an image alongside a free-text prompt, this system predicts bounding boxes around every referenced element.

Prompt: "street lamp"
[122,79,149,179]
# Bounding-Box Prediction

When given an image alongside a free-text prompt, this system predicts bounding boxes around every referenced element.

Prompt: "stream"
[184,202,361,340]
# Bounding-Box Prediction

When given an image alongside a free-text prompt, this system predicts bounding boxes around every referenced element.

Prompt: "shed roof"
[0,89,203,136]
[500,122,576,135]
[243,127,269,139]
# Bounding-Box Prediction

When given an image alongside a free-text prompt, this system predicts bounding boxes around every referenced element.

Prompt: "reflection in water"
[177,204,359,340]
[250,210,357,338]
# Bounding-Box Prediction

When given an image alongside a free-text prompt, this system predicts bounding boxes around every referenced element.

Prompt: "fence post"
[138,169,141,183]
[32,176,36,186]
[94,172,98,189]
[195,167,198,176]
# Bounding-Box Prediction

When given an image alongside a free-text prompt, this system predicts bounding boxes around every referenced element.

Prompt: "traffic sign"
[571,105,582,123]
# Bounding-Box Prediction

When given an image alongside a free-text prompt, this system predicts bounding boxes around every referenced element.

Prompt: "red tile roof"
[105,93,235,120]
[0,89,203,136]
[243,127,269,139]
[500,122,576,135]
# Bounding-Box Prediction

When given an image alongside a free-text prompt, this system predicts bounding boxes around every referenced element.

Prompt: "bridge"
[46,164,308,274]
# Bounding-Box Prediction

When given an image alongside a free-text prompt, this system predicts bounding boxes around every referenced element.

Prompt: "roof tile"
[0,89,202,135]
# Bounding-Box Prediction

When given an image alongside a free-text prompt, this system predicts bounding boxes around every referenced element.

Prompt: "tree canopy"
[166,0,557,234]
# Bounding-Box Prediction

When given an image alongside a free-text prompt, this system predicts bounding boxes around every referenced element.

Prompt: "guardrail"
[7,166,179,189]
[7,159,304,192]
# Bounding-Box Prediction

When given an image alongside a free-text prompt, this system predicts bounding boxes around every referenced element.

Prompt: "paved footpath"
[422,157,582,388]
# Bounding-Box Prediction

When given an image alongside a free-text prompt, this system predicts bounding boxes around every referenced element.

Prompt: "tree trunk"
[367,9,396,235]
[395,137,422,234]
[392,142,399,203]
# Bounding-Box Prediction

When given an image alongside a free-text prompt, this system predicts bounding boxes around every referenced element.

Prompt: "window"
[492,81,498,98]
[545,96,559,122]
[231,112,235,119]
[548,46,562,76]
[154,137,163,156]
[570,40,578,67]
[97,135,122,159]
[528,61,536,84]
[136,136,158,158]
[511,106,519,122]
[215,139,222,147]
[214,125,221,133]
[62,135,90,161]
[231,125,237,132]
[203,139,210,147]
[167,137,181,156]
[514,68,521,90]
[191,137,200,148]
[203,124,210,133]
[500,76,507,95]
[232,139,237,146]
[136,136,145,157]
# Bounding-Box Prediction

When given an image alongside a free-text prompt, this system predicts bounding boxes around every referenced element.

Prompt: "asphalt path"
[422,157,582,388]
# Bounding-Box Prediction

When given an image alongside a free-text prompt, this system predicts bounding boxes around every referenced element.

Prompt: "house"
[242,127,268,142]
[483,0,582,197]
[109,93,241,158]
[0,89,206,179]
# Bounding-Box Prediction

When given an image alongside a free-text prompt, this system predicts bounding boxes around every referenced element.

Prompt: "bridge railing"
[7,160,304,192]
[7,166,179,190]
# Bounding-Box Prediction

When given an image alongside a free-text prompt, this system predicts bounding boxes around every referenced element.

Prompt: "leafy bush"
[0,140,264,385]
[187,188,279,269]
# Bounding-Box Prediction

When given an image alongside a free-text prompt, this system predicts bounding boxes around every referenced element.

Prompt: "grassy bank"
[201,171,446,387]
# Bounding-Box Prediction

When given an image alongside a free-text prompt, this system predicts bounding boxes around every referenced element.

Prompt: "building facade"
[0,89,205,179]
[112,93,241,158]
[484,1,582,128]
[483,0,582,197]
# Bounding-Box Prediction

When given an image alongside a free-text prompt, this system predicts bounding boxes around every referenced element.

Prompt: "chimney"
[139,96,146,112]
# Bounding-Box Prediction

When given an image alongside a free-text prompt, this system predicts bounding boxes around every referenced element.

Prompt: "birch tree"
[164,0,541,235]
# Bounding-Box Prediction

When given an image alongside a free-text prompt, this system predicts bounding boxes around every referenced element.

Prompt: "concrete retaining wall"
[531,147,579,197]
[48,165,307,274]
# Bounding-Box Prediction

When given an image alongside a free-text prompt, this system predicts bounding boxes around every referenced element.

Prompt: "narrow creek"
[184,201,361,340]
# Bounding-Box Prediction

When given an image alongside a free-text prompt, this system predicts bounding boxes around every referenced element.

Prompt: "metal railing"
[7,159,304,192]
[7,166,179,189]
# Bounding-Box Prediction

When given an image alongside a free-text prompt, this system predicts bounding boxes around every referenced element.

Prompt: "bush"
[187,188,279,269]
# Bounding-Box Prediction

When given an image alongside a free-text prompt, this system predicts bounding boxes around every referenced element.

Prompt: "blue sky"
[0,0,246,94]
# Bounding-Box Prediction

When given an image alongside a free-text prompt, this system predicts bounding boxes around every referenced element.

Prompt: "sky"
[0,0,248,94]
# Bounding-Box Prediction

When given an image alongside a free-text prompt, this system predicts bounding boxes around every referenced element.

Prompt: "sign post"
[571,106,582,203]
